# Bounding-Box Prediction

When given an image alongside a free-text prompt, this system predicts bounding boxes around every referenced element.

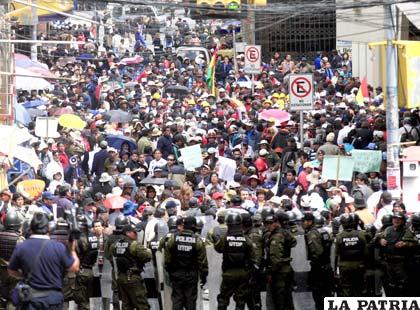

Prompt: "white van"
[106,3,163,24]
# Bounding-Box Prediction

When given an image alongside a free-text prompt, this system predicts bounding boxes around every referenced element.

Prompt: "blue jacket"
[91,149,108,177]
[157,135,173,159]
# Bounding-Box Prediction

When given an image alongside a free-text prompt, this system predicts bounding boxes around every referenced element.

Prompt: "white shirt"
[373,203,393,229]
[148,158,167,176]
[337,125,353,145]
[367,191,383,215]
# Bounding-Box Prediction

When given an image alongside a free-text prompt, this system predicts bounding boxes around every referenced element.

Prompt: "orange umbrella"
[103,195,127,209]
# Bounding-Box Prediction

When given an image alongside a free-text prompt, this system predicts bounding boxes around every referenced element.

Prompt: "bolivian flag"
[206,48,218,96]
[356,77,369,106]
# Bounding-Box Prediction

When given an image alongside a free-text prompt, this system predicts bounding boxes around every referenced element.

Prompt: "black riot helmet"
[392,211,406,223]
[115,215,129,230]
[241,213,252,228]
[332,216,341,236]
[252,213,262,227]
[381,214,393,229]
[275,210,289,225]
[182,216,197,230]
[167,216,180,231]
[260,207,275,222]
[350,213,361,229]
[195,218,204,234]
[4,211,22,231]
[76,214,88,232]
[226,212,242,226]
[411,213,420,229]
[340,213,354,229]
[314,215,325,228]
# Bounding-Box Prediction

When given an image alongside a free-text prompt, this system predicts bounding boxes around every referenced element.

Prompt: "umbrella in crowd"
[14,104,31,125]
[15,67,53,91]
[259,109,291,123]
[106,135,137,152]
[58,114,87,130]
[120,55,144,65]
[14,53,29,61]
[52,107,73,116]
[103,195,127,209]
[104,110,132,123]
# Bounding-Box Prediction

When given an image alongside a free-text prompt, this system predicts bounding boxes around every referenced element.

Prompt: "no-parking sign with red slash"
[244,45,261,75]
[289,74,314,111]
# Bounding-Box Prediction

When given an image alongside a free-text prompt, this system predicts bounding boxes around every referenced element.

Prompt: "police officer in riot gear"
[302,213,332,310]
[381,214,393,230]
[73,216,101,310]
[264,211,296,310]
[109,223,152,309]
[335,213,368,296]
[379,211,416,296]
[215,212,258,310]
[206,210,228,245]
[50,219,74,303]
[105,214,128,310]
[0,212,22,309]
[242,213,263,310]
[164,216,208,310]
[409,213,420,296]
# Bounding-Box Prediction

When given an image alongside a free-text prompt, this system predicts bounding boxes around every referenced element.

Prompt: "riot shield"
[197,281,203,310]
[143,218,169,310]
[206,245,223,308]
[155,250,172,310]
[290,230,315,310]
[200,215,218,238]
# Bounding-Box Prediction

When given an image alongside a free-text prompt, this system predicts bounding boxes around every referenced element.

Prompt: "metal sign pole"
[299,111,304,150]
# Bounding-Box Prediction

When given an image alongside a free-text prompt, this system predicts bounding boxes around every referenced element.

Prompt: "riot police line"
[1,202,420,310]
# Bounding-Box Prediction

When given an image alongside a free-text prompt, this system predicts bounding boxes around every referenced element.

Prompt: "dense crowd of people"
[1,7,420,310]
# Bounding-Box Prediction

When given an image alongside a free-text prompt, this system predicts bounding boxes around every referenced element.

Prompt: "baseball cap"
[42,191,55,200]
[212,192,224,200]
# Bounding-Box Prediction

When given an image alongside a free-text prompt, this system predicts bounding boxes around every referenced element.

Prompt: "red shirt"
[58,152,69,170]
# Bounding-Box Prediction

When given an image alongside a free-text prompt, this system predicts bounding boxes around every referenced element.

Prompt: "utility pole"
[30,0,38,61]
[385,4,401,198]
[241,0,255,45]
[0,0,13,125]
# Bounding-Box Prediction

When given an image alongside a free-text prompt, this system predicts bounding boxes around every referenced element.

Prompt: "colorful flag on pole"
[356,77,369,106]
[206,48,218,96]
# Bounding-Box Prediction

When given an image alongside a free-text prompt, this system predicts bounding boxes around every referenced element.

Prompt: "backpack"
[400,126,419,143]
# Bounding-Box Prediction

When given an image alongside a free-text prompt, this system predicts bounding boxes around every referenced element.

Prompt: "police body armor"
[271,228,294,261]
[113,238,138,273]
[222,229,247,271]
[81,234,99,268]
[172,231,198,270]
[0,231,20,262]
[212,225,228,244]
[413,231,420,262]
[317,227,332,264]
[382,226,408,257]
[339,230,364,261]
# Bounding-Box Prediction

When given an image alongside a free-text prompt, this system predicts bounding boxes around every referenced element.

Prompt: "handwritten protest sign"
[218,157,237,181]
[17,179,45,200]
[35,117,60,138]
[322,155,354,181]
[350,150,382,173]
[180,144,203,170]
